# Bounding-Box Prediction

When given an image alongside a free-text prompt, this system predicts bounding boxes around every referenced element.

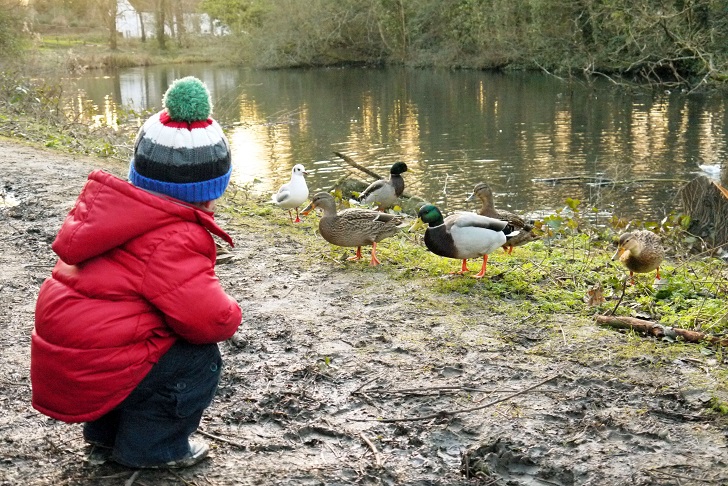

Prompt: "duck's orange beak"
[300,202,315,216]
[612,247,625,261]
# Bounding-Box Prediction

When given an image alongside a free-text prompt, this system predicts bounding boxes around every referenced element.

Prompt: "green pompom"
[162,76,212,122]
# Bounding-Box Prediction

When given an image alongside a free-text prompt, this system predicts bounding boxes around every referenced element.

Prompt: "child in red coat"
[31,77,242,469]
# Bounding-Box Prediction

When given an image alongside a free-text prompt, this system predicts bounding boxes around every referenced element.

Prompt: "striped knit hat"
[129,76,232,203]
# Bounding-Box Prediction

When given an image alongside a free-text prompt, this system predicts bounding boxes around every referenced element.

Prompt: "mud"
[1,139,727,485]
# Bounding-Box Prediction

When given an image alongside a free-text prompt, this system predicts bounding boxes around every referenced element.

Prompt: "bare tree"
[106,0,117,49]
[155,0,166,50]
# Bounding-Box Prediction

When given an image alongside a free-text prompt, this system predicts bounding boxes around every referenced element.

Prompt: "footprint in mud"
[461,437,574,486]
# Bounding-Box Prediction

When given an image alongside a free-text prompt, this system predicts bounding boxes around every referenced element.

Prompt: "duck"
[271,164,309,223]
[301,192,404,266]
[466,182,538,254]
[358,161,409,211]
[612,230,665,282]
[418,204,519,278]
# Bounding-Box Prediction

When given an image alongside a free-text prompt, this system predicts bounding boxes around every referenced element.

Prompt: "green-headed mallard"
[612,230,665,281]
[302,192,403,266]
[418,204,519,278]
[466,182,538,254]
[271,164,309,223]
[359,161,409,211]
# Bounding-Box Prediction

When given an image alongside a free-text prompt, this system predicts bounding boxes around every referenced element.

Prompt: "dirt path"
[1,139,727,485]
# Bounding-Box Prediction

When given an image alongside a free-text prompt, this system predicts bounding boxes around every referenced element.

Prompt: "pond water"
[68,65,728,222]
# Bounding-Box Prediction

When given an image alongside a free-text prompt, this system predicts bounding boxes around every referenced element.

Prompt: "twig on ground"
[168,469,194,485]
[197,429,247,449]
[348,374,560,423]
[610,277,628,315]
[124,471,141,486]
[644,467,718,484]
[353,375,381,393]
[355,385,517,396]
[359,433,383,467]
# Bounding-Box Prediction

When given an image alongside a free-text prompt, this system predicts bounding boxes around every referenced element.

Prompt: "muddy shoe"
[114,440,210,469]
[162,440,210,469]
[85,442,113,466]
[85,439,113,449]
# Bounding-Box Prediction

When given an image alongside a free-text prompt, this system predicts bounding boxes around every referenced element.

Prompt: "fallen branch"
[533,176,610,184]
[124,471,141,486]
[532,176,686,186]
[197,429,247,449]
[596,315,728,347]
[333,152,383,180]
[348,374,560,423]
[589,178,687,187]
[354,385,517,396]
[359,433,383,467]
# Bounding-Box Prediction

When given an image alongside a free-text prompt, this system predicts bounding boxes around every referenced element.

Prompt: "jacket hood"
[52,170,233,265]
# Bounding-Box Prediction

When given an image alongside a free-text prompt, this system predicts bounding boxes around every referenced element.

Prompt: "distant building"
[116,0,227,39]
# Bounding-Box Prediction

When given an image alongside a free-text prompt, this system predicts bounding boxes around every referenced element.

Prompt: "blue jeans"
[83,340,222,467]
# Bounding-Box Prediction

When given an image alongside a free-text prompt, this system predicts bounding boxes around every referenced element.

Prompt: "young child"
[30,76,242,469]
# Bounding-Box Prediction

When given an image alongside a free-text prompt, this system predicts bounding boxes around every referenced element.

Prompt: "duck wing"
[359,180,396,207]
[495,209,532,231]
[446,212,508,232]
[321,209,402,247]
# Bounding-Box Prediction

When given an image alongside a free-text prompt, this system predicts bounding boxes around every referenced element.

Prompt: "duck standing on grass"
[302,192,403,266]
[612,230,665,283]
[359,161,409,211]
[466,182,538,254]
[418,204,520,278]
[271,164,309,223]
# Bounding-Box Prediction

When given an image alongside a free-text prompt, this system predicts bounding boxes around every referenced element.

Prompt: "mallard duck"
[466,182,538,254]
[418,204,519,278]
[359,161,409,211]
[612,230,665,282]
[271,164,309,223]
[302,192,403,266]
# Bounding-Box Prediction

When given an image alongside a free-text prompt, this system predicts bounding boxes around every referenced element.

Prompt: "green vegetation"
[0,70,139,159]
[224,185,728,338]
[0,0,726,90]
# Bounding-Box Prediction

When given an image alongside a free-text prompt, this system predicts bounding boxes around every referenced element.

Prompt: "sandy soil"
[1,139,727,486]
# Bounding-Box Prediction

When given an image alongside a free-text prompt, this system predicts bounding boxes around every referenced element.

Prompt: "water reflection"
[66,66,728,222]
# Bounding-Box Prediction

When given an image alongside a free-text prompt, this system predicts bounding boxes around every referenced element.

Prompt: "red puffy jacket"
[31,170,242,423]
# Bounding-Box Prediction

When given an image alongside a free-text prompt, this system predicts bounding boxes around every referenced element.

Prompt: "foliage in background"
[218,0,728,90]
[0,1,27,55]
[1,0,726,89]
[0,70,138,160]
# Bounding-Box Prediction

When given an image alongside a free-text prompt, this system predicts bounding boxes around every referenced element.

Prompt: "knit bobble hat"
[129,76,232,204]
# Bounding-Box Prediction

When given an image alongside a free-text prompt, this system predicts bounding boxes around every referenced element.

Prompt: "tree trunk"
[138,10,146,43]
[678,175,728,250]
[156,0,167,50]
[108,0,117,50]
[174,3,186,47]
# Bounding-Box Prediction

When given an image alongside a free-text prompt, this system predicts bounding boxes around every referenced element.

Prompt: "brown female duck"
[302,192,403,265]
[466,182,538,254]
[612,230,665,282]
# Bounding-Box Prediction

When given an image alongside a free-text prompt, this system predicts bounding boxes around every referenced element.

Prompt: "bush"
[0,1,26,57]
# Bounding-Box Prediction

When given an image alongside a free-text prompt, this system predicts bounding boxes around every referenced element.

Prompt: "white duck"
[418,204,519,278]
[271,164,309,223]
